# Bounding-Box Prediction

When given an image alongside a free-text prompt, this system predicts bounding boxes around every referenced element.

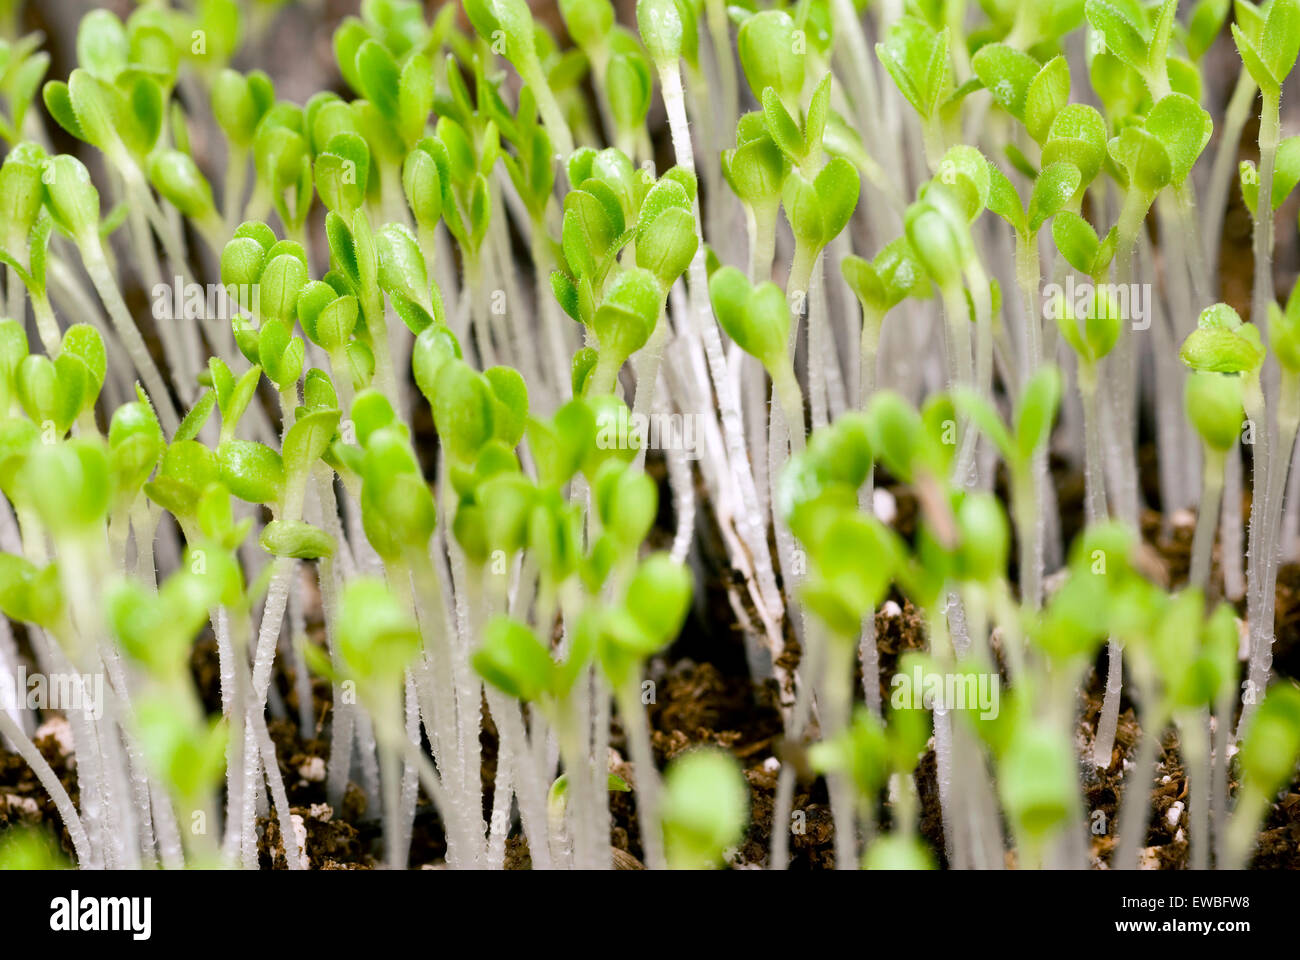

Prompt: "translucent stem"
[1189,447,1225,591]
[1114,702,1167,869]
[1205,72,1257,280]
[616,679,665,870]
[80,238,180,435]
[659,59,784,632]
[1181,710,1211,870]
[0,707,91,865]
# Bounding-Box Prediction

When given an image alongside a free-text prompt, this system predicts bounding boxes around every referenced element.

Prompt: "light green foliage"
[659,748,749,869]
[0,0,1290,879]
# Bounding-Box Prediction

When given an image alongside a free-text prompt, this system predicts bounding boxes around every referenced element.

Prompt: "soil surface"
[4,446,1300,870]
[3,3,1298,870]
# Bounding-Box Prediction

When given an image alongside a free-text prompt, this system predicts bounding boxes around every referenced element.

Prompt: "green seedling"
[956,365,1062,609]
[1226,684,1300,867]
[841,237,929,405]
[463,0,574,157]
[0,0,1292,880]
[876,17,958,169]
[709,266,801,442]
[1084,0,1181,100]
[658,748,749,869]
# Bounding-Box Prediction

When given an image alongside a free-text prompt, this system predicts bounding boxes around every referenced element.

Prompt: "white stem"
[0,708,91,866]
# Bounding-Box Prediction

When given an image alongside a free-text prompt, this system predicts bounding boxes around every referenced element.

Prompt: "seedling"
[0,0,1296,881]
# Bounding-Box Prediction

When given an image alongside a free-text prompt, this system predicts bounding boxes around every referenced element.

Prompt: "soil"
[5,444,1300,871]
[3,7,1298,870]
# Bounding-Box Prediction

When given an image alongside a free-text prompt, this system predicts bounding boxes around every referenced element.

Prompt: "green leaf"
[865,390,937,482]
[1051,210,1101,275]
[1233,22,1279,93]
[16,354,75,434]
[606,50,652,135]
[1181,326,1264,373]
[623,552,692,648]
[1180,306,1265,373]
[636,0,687,67]
[804,75,832,157]
[593,461,657,547]
[60,324,105,394]
[315,134,371,217]
[841,255,888,315]
[999,726,1075,840]
[802,155,860,247]
[565,185,623,265]
[953,388,1015,463]
[560,0,615,51]
[1239,684,1300,797]
[1042,104,1107,189]
[433,360,495,462]
[402,141,443,228]
[1085,0,1150,75]
[956,492,1009,581]
[1243,135,1300,214]
[218,439,284,504]
[708,267,789,371]
[397,53,433,146]
[355,39,401,123]
[876,18,950,119]
[18,439,111,534]
[1014,366,1062,463]
[1185,371,1244,451]
[592,267,662,361]
[0,553,63,627]
[635,205,697,290]
[905,197,965,289]
[474,615,555,702]
[1109,126,1172,194]
[760,87,805,163]
[485,365,529,447]
[1260,0,1300,84]
[660,748,749,869]
[260,519,334,559]
[736,9,805,107]
[337,577,421,687]
[43,81,85,142]
[1144,93,1213,186]
[1187,0,1231,61]
[1024,56,1070,145]
[984,162,1026,234]
[1028,162,1082,233]
[283,409,342,476]
[77,10,128,81]
[971,43,1039,122]
[148,149,217,221]
[173,391,216,444]
[935,145,990,221]
[41,154,100,243]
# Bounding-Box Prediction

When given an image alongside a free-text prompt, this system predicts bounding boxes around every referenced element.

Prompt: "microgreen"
[0,0,1296,881]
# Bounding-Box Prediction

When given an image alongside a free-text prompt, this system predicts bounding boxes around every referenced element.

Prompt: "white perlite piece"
[290,814,308,860]
[1138,846,1163,870]
[873,488,898,525]
[298,757,326,782]
[1165,801,1184,827]
[3,794,40,816]
[35,716,74,757]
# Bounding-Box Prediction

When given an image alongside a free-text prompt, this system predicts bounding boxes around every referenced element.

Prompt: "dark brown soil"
[7,0,1293,873]
[6,453,1300,870]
